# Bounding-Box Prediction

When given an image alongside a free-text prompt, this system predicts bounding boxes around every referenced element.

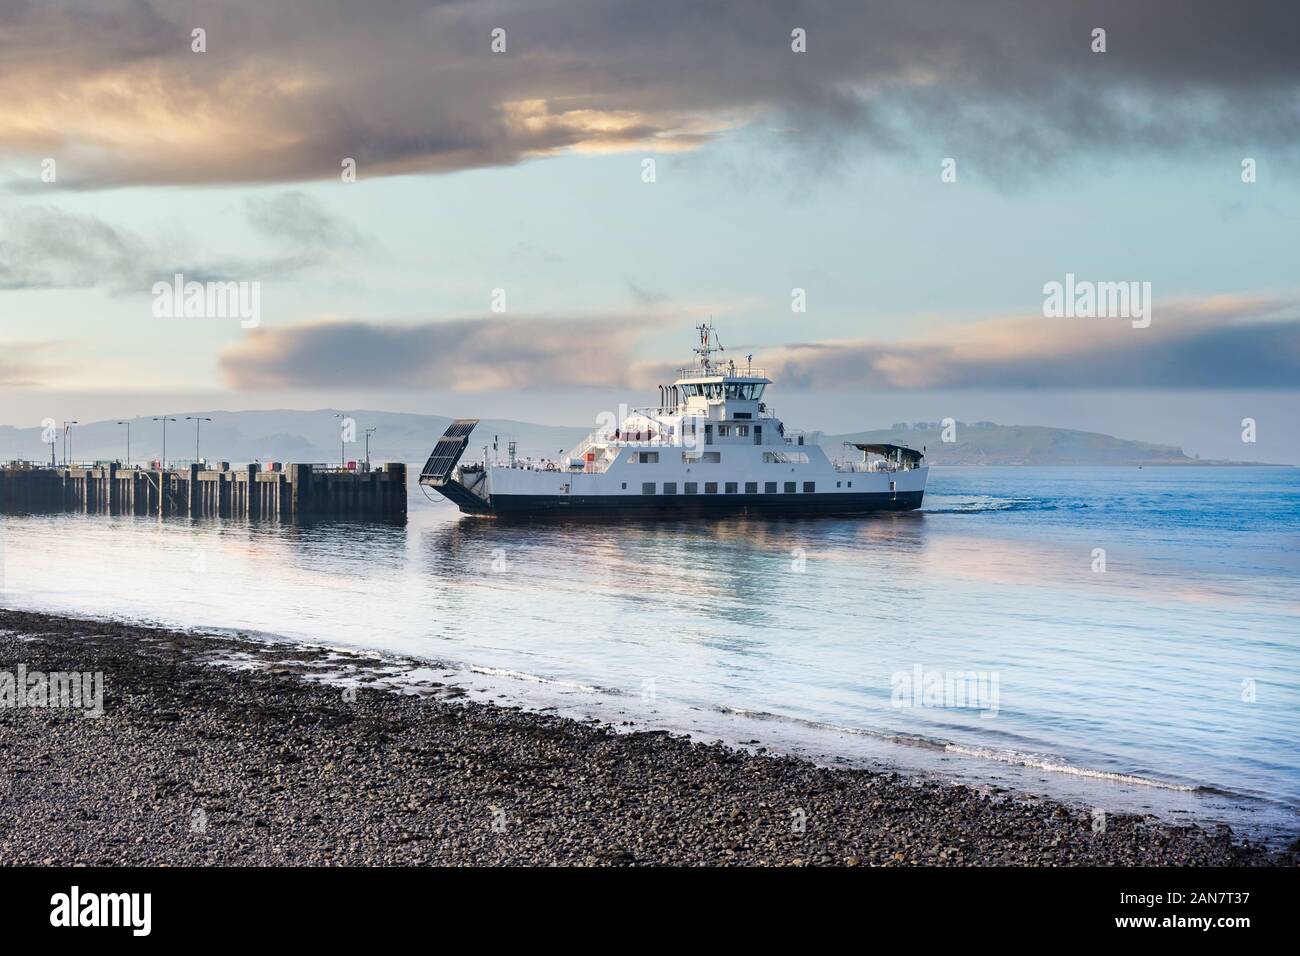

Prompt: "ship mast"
[693,319,724,373]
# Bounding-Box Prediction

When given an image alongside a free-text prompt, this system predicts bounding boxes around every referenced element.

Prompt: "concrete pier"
[0,462,407,520]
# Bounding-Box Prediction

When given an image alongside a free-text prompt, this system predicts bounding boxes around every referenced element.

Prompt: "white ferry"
[420,324,927,516]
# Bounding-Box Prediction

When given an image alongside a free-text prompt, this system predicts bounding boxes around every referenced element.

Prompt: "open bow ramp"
[419,419,491,513]
[421,419,478,482]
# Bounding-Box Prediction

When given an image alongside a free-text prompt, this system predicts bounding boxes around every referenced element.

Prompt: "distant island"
[823,421,1280,467]
[0,411,1285,468]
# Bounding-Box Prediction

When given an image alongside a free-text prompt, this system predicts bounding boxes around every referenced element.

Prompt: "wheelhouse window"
[722,383,766,401]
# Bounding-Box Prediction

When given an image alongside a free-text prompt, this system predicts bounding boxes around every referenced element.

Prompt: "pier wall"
[0,462,407,520]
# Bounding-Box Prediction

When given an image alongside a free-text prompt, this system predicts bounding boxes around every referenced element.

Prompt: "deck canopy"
[851,443,925,464]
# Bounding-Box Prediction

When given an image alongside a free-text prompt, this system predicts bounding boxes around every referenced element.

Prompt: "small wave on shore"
[942,744,1199,792]
[715,704,1201,792]
[466,664,618,695]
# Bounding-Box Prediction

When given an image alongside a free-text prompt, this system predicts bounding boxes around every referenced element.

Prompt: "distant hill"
[0,411,1279,468]
[0,410,586,468]
[822,421,1264,466]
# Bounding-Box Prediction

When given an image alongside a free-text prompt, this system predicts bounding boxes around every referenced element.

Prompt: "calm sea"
[3,466,1297,841]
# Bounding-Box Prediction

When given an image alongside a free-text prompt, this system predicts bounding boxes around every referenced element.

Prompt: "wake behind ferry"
[420,324,927,516]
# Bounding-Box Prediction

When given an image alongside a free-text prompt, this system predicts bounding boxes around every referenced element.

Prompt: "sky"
[1,0,1298,461]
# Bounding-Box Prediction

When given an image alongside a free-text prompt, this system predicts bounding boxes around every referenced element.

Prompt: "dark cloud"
[763,304,1300,389]
[245,191,365,249]
[2,1,1297,188]
[218,316,650,391]
[0,206,151,290]
[218,300,1300,393]
[0,193,362,290]
[625,280,670,307]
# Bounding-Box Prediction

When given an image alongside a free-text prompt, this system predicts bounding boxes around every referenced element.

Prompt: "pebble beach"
[0,608,1291,867]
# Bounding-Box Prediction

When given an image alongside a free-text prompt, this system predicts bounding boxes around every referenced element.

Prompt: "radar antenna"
[693,319,725,372]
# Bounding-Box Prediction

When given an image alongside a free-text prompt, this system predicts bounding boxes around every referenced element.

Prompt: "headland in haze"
[0,411,1286,468]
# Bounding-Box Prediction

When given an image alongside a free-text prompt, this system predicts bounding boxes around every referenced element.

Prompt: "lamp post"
[115,421,131,466]
[62,421,78,467]
[364,427,376,470]
[186,416,212,464]
[153,416,177,469]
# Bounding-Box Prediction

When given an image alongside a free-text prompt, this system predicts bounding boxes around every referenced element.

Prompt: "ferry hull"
[470,489,924,516]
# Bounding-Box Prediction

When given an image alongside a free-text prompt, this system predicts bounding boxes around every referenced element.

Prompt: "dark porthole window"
[642,482,656,495]
[745,481,757,494]
[803,481,815,493]
[684,482,698,494]
[705,482,718,494]
[724,482,738,494]
[765,481,777,494]
[784,482,796,494]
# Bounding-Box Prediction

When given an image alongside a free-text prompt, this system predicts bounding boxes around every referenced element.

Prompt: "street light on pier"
[186,416,213,464]
[115,421,131,466]
[62,421,78,467]
[364,427,376,470]
[152,417,177,468]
